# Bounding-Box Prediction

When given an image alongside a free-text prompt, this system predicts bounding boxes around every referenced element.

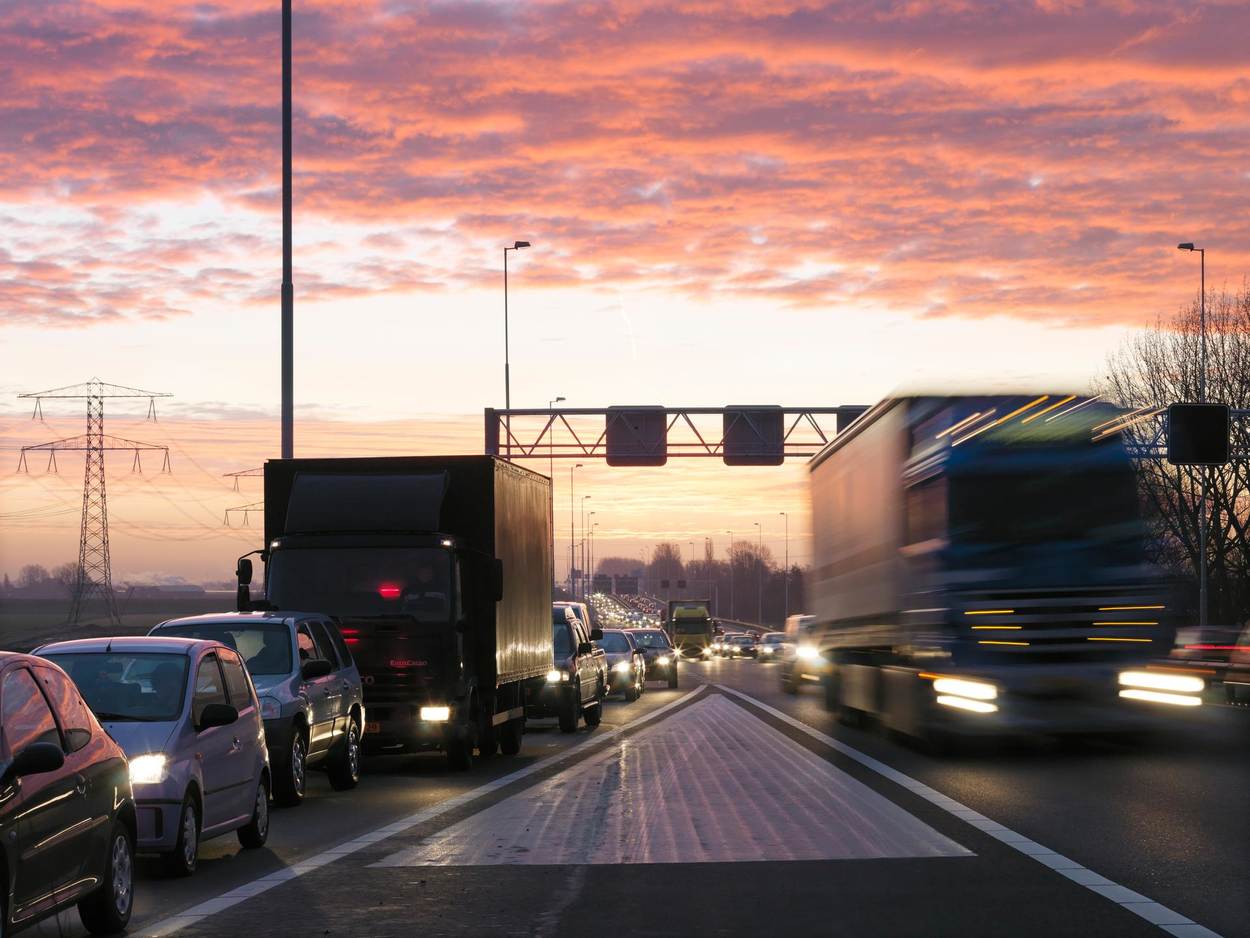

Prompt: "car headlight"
[614,661,631,674]
[546,669,569,683]
[419,705,451,722]
[702,647,713,656]
[656,655,671,666]
[761,646,774,654]
[129,753,169,786]
[258,695,282,720]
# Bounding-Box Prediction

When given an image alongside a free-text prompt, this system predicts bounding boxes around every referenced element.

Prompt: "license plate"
[364,721,381,735]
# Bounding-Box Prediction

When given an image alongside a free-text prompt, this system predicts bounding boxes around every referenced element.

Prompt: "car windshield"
[631,631,671,649]
[267,547,453,621]
[553,624,574,658]
[156,622,293,676]
[42,652,188,722]
[598,632,631,652]
[763,633,785,643]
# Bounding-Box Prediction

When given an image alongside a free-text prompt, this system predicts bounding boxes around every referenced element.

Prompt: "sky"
[2,0,1248,583]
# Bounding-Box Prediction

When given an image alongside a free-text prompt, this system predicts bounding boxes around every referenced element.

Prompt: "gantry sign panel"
[484,406,870,465]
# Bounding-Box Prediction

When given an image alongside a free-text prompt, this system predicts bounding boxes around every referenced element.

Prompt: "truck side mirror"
[491,558,505,602]
[236,556,253,612]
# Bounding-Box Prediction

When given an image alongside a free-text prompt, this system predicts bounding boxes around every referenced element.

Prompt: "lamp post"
[591,520,599,594]
[726,530,734,620]
[546,396,565,588]
[569,463,583,594]
[581,495,592,599]
[1177,242,1208,629]
[779,511,789,619]
[502,240,531,456]
[280,0,293,458]
[753,521,763,624]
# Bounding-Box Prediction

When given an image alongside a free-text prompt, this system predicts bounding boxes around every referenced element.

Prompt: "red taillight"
[379,584,401,600]
[340,628,360,636]
[344,638,360,645]
[1184,644,1238,651]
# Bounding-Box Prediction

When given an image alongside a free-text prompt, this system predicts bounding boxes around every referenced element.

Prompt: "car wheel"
[558,686,580,733]
[162,795,199,877]
[781,665,798,695]
[668,669,679,689]
[78,822,134,935]
[499,716,524,755]
[327,719,362,791]
[623,677,639,702]
[274,727,308,806]
[237,776,271,848]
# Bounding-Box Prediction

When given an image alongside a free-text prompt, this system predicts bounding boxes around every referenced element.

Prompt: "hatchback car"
[629,629,679,688]
[598,629,647,701]
[725,634,758,658]
[0,651,135,935]
[37,636,271,877]
[150,612,364,806]
[757,632,789,660]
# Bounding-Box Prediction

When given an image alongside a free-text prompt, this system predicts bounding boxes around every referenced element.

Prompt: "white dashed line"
[138,685,709,937]
[718,685,1223,938]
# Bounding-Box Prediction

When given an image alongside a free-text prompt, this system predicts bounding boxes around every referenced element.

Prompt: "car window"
[192,654,229,724]
[218,650,253,711]
[552,624,573,658]
[33,666,92,752]
[2,668,61,756]
[296,623,323,662]
[309,621,341,669]
[599,632,631,653]
[323,621,353,667]
[43,652,189,722]
[157,622,293,677]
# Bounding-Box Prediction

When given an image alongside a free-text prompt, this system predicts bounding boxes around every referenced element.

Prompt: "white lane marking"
[137,685,709,937]
[718,685,1223,938]
[376,694,968,866]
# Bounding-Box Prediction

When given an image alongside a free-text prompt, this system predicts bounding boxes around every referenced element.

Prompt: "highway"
[28,657,1246,938]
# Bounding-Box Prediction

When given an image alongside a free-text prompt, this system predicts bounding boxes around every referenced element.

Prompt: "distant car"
[0,651,136,935]
[598,629,647,701]
[757,632,788,660]
[717,633,741,657]
[779,614,826,694]
[725,635,758,658]
[150,612,364,806]
[629,629,679,688]
[36,636,270,878]
[529,606,608,732]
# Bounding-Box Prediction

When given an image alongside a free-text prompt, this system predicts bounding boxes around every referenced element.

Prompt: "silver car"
[597,629,646,701]
[151,612,364,806]
[35,636,270,877]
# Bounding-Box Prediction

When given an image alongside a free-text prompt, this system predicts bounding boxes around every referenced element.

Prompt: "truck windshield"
[674,618,710,634]
[948,467,1139,546]
[267,547,453,620]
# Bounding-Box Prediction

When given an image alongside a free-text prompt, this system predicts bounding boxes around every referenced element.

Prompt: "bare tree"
[1100,284,1250,624]
[16,564,50,589]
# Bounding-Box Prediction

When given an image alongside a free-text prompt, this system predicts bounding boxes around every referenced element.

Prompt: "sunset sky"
[2,0,1247,583]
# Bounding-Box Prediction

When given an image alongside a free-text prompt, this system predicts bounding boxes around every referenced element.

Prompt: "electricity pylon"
[18,379,172,625]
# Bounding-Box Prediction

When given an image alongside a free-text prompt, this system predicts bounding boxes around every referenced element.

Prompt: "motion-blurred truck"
[807,394,1183,744]
[237,456,553,770]
[667,599,714,658]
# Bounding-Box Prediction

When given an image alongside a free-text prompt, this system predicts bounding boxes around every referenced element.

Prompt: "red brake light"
[1184,644,1237,651]
[379,584,401,600]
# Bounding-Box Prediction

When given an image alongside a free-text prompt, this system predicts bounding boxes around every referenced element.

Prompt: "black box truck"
[237,455,553,769]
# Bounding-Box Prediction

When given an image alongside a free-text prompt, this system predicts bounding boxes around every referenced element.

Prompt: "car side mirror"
[301,657,332,680]
[590,628,603,641]
[2,742,65,787]
[491,558,505,602]
[197,703,239,731]
[577,641,593,656]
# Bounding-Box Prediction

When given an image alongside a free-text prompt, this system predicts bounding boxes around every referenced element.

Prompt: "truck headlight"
[932,678,997,701]
[796,645,822,662]
[656,656,671,666]
[258,695,282,720]
[546,669,569,683]
[419,706,451,722]
[614,661,631,674]
[129,753,169,786]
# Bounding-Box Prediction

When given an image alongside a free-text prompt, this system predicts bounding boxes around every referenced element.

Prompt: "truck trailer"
[807,394,1181,743]
[238,455,553,770]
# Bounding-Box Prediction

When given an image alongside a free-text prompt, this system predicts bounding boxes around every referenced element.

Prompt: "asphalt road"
[31,658,1247,937]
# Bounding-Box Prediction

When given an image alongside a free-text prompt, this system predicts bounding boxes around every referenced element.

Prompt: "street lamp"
[569,463,583,594]
[546,396,565,588]
[581,495,592,599]
[779,511,789,619]
[726,530,734,620]
[502,240,531,455]
[591,520,600,594]
[1178,242,1209,629]
[753,521,762,624]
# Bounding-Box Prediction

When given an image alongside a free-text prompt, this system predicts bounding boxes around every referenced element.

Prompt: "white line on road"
[718,685,1222,938]
[138,685,709,937]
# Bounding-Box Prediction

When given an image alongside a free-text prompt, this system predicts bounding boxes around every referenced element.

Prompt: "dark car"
[630,629,679,688]
[151,612,364,806]
[0,652,136,935]
[598,629,647,701]
[529,606,608,732]
[725,634,758,658]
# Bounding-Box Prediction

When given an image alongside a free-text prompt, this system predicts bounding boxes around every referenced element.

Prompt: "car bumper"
[360,703,462,752]
[642,659,676,679]
[134,797,183,852]
[527,682,577,718]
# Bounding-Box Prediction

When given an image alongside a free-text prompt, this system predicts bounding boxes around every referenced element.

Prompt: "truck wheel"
[499,717,524,755]
[558,687,580,733]
[582,682,603,728]
[477,712,499,761]
[446,735,474,770]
